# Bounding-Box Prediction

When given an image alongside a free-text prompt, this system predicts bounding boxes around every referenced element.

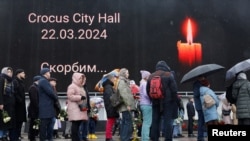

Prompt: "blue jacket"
[200,86,219,123]
[38,76,58,118]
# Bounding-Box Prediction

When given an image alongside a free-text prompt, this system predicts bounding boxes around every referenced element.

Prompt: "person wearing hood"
[117,68,136,141]
[11,69,27,141]
[146,60,178,141]
[232,72,250,125]
[139,70,152,141]
[0,67,15,141]
[66,72,90,141]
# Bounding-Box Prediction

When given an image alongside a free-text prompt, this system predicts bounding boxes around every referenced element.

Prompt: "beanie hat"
[140,70,150,79]
[1,67,12,75]
[237,72,247,80]
[40,68,50,75]
[33,75,41,82]
[15,69,24,75]
[200,79,210,86]
[130,80,136,85]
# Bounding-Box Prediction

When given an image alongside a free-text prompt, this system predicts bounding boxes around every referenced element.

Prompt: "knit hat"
[33,75,41,82]
[237,72,247,80]
[200,79,210,86]
[15,69,24,75]
[40,68,50,75]
[140,70,150,79]
[130,80,136,85]
[1,67,12,75]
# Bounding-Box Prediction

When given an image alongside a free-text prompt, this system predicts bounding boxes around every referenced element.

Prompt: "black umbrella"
[180,64,225,84]
[225,59,250,81]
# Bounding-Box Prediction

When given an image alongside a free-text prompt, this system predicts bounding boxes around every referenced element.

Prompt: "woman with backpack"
[102,74,120,141]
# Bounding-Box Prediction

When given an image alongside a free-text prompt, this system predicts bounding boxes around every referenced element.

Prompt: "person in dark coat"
[232,72,250,125]
[102,74,119,141]
[80,84,91,141]
[28,75,41,141]
[49,77,61,139]
[146,60,178,141]
[186,97,196,137]
[11,69,27,141]
[38,68,58,141]
[0,67,15,141]
[193,76,206,141]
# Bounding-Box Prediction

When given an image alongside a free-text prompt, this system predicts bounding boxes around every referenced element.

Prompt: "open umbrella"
[181,64,225,84]
[225,59,250,81]
[94,69,120,92]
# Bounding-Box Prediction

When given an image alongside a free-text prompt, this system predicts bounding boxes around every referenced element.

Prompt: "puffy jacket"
[200,86,219,123]
[67,73,89,121]
[232,79,250,119]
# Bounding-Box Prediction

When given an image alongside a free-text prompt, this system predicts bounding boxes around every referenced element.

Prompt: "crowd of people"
[0,60,250,141]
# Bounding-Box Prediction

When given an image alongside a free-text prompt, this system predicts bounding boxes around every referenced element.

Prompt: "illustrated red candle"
[177,18,202,66]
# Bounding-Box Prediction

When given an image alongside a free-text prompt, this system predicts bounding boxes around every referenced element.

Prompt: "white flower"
[3,117,11,123]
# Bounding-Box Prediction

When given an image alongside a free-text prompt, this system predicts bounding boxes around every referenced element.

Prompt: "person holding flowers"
[28,75,41,141]
[0,67,15,141]
[67,72,90,141]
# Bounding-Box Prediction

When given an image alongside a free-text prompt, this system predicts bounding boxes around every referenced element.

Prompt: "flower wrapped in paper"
[33,119,40,129]
[2,110,11,123]
[58,109,67,121]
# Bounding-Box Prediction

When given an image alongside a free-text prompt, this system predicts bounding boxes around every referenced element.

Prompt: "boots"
[87,134,98,139]
[91,134,98,139]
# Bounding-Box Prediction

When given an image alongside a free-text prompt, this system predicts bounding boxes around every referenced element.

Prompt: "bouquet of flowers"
[33,119,40,129]
[2,110,11,123]
[193,121,198,130]
[58,109,67,121]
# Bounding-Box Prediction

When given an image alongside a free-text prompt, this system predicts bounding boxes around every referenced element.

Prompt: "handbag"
[203,93,215,108]
[222,110,231,116]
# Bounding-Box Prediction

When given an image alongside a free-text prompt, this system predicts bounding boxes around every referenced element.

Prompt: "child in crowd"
[87,101,99,139]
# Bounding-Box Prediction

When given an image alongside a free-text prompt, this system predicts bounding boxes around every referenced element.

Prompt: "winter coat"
[38,76,58,119]
[221,98,232,124]
[186,101,195,118]
[146,62,178,119]
[67,73,89,121]
[117,77,136,113]
[27,82,39,119]
[13,77,27,122]
[232,79,250,119]
[193,80,203,111]
[139,79,151,105]
[0,73,16,130]
[102,79,119,118]
[200,86,219,123]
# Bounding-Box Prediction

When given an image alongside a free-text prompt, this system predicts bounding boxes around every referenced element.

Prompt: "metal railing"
[25,91,226,99]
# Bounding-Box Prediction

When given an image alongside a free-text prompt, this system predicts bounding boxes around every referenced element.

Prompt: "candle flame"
[187,19,193,44]
[177,18,202,66]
